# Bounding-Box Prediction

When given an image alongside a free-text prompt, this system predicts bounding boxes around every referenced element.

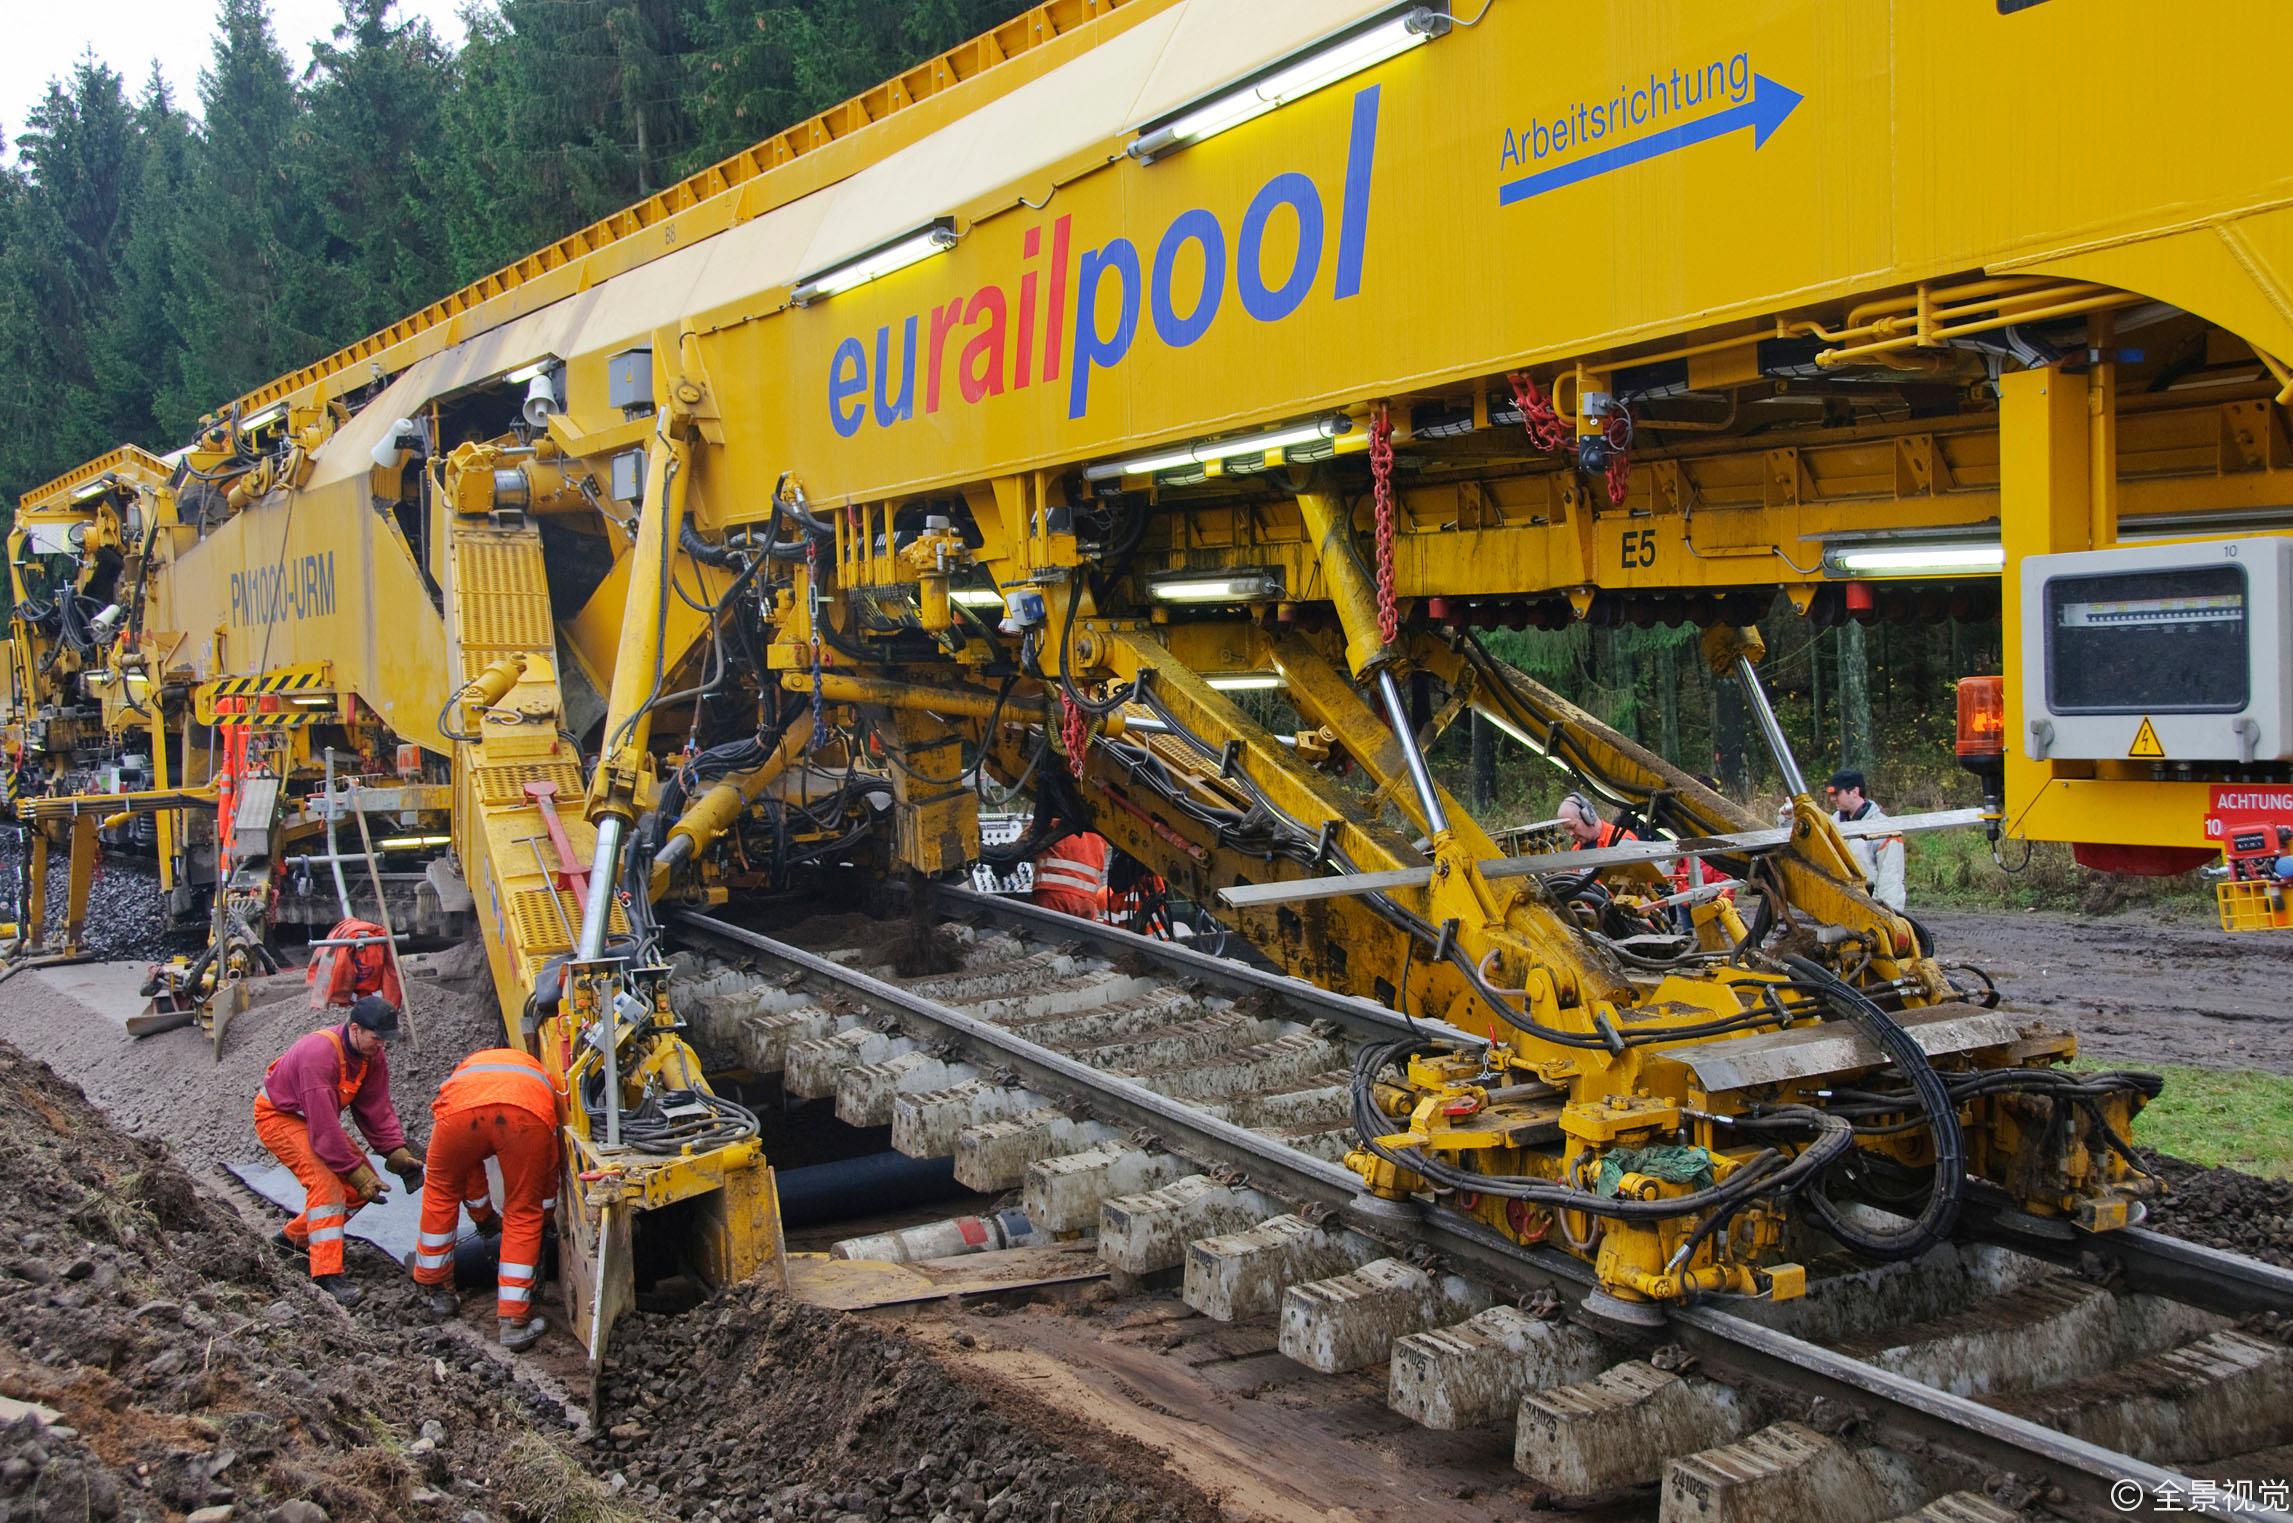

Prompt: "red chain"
[1370,402,1398,646]
[1506,372,1571,455]
[1603,408,1633,507]
[1060,690,1090,779]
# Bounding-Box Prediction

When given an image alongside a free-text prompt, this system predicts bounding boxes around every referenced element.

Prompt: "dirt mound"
[0,1037,600,1523]
[0,1032,1215,1523]
[2143,1151,2293,1267]
[593,1283,1218,1523]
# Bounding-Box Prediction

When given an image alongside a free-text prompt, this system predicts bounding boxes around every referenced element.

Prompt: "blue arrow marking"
[1498,74,1803,207]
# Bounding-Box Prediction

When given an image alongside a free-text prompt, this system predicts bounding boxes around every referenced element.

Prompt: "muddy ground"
[0,1035,1224,1523]
[1923,907,2293,1075]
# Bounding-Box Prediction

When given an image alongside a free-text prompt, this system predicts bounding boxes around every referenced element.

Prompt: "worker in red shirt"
[1559,792,1637,851]
[252,996,422,1305]
[1032,830,1113,920]
[410,1048,564,1350]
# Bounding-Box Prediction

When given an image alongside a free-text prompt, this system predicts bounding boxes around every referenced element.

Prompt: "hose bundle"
[1780,955,1965,1260]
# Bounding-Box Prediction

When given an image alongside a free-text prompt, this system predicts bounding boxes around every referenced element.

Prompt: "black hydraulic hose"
[679,520,735,567]
[1781,955,1966,1259]
[1350,1039,1856,1220]
[1051,571,1134,717]
[772,473,836,539]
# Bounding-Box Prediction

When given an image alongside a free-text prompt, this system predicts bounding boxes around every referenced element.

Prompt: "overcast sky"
[3,0,472,154]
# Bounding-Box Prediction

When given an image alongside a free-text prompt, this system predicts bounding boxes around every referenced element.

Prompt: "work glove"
[383,1146,424,1193]
[345,1163,386,1204]
[473,1215,502,1241]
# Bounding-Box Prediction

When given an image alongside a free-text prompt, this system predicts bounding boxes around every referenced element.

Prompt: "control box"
[2018,536,2293,762]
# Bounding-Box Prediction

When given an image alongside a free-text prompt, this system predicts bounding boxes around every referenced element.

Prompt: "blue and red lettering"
[824,84,1384,435]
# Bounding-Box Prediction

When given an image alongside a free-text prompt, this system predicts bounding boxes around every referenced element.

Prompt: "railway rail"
[667,894,2293,1523]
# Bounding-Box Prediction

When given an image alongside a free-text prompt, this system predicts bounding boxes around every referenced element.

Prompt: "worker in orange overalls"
[409,1047,563,1351]
[1032,830,1113,920]
[253,996,420,1306]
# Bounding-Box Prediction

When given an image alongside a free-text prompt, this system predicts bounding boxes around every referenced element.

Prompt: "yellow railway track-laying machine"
[9,0,2293,1362]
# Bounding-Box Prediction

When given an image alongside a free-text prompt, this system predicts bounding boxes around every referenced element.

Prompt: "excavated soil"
[2142,1153,2293,1268]
[0,1038,591,1523]
[0,1037,1222,1523]
[1923,907,2293,1075]
[592,1285,1221,1522]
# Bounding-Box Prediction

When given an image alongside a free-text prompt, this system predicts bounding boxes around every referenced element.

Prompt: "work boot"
[498,1315,546,1351]
[419,1286,459,1320]
[272,1228,307,1259]
[315,1274,364,1309]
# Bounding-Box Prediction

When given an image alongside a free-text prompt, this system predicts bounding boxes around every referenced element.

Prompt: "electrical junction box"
[610,448,646,505]
[2019,536,2293,763]
[607,347,653,414]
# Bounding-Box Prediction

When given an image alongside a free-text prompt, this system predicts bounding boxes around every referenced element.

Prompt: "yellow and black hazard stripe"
[232,710,325,730]
[206,665,330,697]
[195,663,336,723]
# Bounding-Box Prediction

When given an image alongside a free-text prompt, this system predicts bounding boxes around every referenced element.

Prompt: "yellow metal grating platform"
[453,534,555,675]
[471,760,586,810]
[510,883,626,955]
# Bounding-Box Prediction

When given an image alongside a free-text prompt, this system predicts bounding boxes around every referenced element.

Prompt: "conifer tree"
[689,0,1031,168]
[164,0,324,427]
[300,0,455,346]
[90,70,196,446]
[0,58,140,490]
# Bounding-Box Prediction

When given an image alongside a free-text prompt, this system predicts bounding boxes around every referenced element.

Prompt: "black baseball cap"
[1827,769,1866,793]
[347,995,401,1041]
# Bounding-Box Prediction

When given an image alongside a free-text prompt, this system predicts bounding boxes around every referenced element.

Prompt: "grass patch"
[498,1434,654,1523]
[2121,1064,2293,1180]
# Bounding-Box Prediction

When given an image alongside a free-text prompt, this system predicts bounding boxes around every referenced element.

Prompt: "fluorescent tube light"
[1149,572,1280,604]
[1205,673,1287,692]
[378,834,452,850]
[240,405,284,432]
[1085,415,1351,481]
[1827,544,2005,577]
[1129,5,1449,163]
[504,359,555,385]
[793,219,958,305]
[949,587,1005,609]
[290,696,333,708]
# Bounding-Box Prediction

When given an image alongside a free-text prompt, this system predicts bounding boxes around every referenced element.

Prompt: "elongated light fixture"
[1205,673,1286,692]
[1128,4,1450,163]
[1827,544,2005,577]
[792,218,958,306]
[378,834,452,850]
[239,404,285,432]
[1085,415,1351,482]
[1149,571,1281,604]
[504,358,557,385]
[949,587,1005,609]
